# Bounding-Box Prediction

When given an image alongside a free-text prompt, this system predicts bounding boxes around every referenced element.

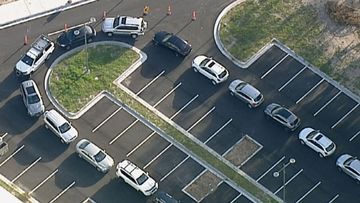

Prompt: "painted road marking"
[313,91,341,116]
[349,130,360,142]
[181,169,207,202]
[256,156,285,182]
[126,131,156,157]
[261,54,289,79]
[274,169,303,194]
[278,66,306,91]
[171,95,199,119]
[296,78,324,104]
[187,106,216,132]
[92,107,123,132]
[328,194,339,203]
[81,197,97,203]
[331,103,359,129]
[295,181,321,203]
[144,143,173,169]
[136,70,165,95]
[204,118,232,144]
[12,157,42,183]
[109,119,139,145]
[49,181,76,203]
[154,82,182,107]
[160,156,189,182]
[0,132,8,140]
[230,193,242,203]
[0,145,25,167]
[30,169,59,194]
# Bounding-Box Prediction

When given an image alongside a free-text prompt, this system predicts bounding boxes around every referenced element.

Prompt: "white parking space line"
[136,70,165,95]
[274,169,303,194]
[0,132,8,140]
[256,156,285,182]
[144,143,173,169]
[331,103,359,129]
[349,130,360,142]
[81,197,97,203]
[160,156,190,182]
[30,169,59,194]
[170,95,199,119]
[261,54,289,79]
[187,107,216,132]
[126,131,156,157]
[296,78,324,104]
[109,119,139,145]
[278,66,306,91]
[92,107,123,132]
[230,193,242,203]
[182,169,207,191]
[204,118,232,144]
[314,91,341,116]
[328,194,339,203]
[154,82,182,107]
[49,181,76,203]
[295,181,321,203]
[0,145,25,167]
[12,157,42,183]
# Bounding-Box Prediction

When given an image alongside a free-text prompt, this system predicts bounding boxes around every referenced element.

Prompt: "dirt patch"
[184,170,222,202]
[224,135,262,167]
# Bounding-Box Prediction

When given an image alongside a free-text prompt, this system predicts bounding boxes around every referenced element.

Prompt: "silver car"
[228,79,264,108]
[336,154,360,184]
[20,80,45,117]
[299,128,336,158]
[264,103,301,131]
[76,139,114,173]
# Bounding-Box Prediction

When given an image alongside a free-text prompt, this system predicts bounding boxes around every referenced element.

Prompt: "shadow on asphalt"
[0,72,19,103]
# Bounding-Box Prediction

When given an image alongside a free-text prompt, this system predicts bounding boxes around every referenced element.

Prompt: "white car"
[44,109,78,144]
[102,16,147,38]
[228,79,264,108]
[298,128,336,157]
[192,55,229,85]
[116,160,158,196]
[336,154,360,184]
[76,139,114,173]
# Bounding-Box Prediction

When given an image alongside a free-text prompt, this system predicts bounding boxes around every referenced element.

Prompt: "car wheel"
[356,180,360,184]
[66,45,71,50]
[211,80,217,85]
[247,103,253,108]
[230,91,234,96]
[87,37,93,42]
[78,153,82,158]
[174,52,179,57]
[153,40,158,45]
[193,67,198,72]
[60,139,65,144]
[300,140,305,145]
[319,153,324,158]
[337,167,342,172]
[96,167,101,172]
[45,124,48,129]
[131,34,138,39]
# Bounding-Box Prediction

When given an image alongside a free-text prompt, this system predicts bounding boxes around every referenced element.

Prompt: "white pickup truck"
[15,35,55,77]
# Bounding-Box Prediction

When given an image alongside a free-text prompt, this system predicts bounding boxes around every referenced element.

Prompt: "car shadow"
[0,72,20,102]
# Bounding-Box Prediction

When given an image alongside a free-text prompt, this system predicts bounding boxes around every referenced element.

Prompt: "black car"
[151,191,179,203]
[57,25,96,49]
[153,31,192,56]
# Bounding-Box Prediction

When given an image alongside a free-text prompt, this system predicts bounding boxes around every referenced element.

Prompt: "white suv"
[116,160,158,196]
[44,109,78,144]
[192,55,229,85]
[299,128,336,157]
[102,16,147,38]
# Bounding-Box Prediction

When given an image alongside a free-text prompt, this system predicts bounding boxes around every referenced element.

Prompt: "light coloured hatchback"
[299,128,336,158]
[336,154,360,184]
[228,79,264,108]
[44,109,78,144]
[20,80,45,117]
[264,103,301,131]
[76,139,114,173]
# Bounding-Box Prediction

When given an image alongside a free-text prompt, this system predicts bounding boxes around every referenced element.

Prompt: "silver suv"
[299,128,336,158]
[336,154,360,184]
[228,79,264,108]
[264,103,301,131]
[20,80,45,117]
[102,16,147,38]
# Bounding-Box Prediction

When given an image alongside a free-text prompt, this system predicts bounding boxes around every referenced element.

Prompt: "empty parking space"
[205,123,242,155]
[331,105,360,137]
[201,182,240,203]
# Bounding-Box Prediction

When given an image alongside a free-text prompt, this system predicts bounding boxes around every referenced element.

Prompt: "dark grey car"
[264,103,301,131]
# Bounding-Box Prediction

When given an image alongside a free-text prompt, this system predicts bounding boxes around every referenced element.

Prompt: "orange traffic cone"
[192,10,196,21]
[167,5,171,16]
[103,10,107,20]
[24,35,28,45]
[64,23,68,32]
[143,6,149,16]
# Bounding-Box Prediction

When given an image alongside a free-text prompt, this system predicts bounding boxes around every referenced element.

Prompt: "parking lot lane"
[205,123,242,155]
[34,175,69,203]
[201,182,240,203]
[248,45,288,77]
[331,104,359,135]
[231,194,253,203]
[294,182,329,203]
[145,145,188,181]
[49,186,87,203]
[157,89,198,118]
[279,69,323,103]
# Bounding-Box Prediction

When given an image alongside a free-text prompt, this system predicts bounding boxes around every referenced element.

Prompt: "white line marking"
[328,194,339,203]
[136,70,165,95]
[187,106,216,132]
[314,91,341,116]
[204,118,232,144]
[154,83,182,107]
[278,66,306,91]
[160,156,189,182]
[92,107,122,132]
[12,157,42,183]
[109,119,139,145]
[331,103,359,129]
[81,197,97,203]
[49,181,76,203]
[349,130,360,142]
[171,95,199,119]
[261,54,288,79]
[238,142,263,167]
[296,78,324,104]
[0,145,25,167]
[295,181,321,203]
[144,143,172,169]
[256,156,285,181]
[30,169,59,194]
[126,131,156,157]
[274,169,303,194]
[0,133,8,140]
[182,169,207,192]
[230,193,242,203]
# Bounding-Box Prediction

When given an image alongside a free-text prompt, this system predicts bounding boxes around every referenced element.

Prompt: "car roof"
[46,109,67,125]
[313,133,332,147]
[22,80,37,94]
[168,35,188,50]
[349,159,360,173]
[241,84,261,99]
[120,160,144,179]
[81,140,100,156]
[206,60,225,75]
[120,16,142,25]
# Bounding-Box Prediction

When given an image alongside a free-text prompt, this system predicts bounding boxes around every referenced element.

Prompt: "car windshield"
[326,142,335,152]
[290,118,299,126]
[344,156,356,166]
[219,70,228,78]
[113,17,120,27]
[27,95,40,104]
[235,82,247,92]
[21,54,34,66]
[136,173,149,185]
[94,151,106,162]
[200,58,211,67]
[59,122,71,133]
[162,33,173,42]
[274,108,292,119]
[307,130,319,139]
[254,94,263,102]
